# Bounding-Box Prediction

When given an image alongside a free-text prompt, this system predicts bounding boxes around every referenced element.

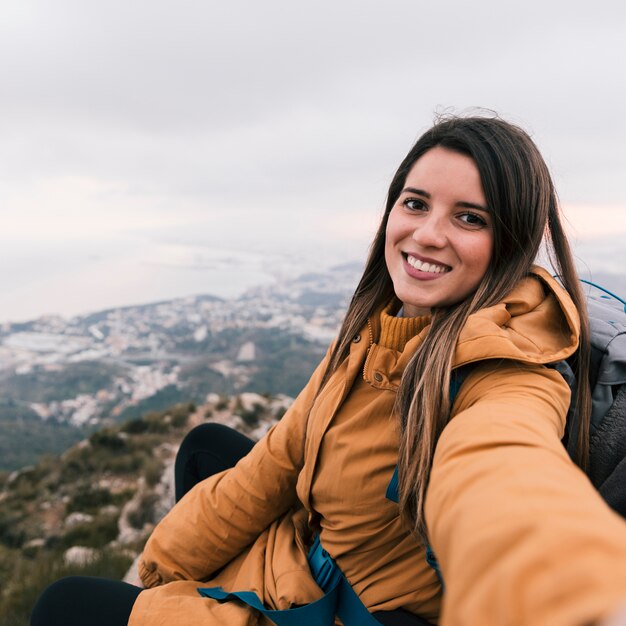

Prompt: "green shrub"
[239,404,263,428]
[59,514,119,549]
[89,430,126,451]
[144,417,169,434]
[102,451,146,474]
[67,488,113,513]
[9,480,38,502]
[121,418,149,434]
[170,403,194,427]
[65,487,135,514]
[0,511,27,549]
[143,458,164,487]
[59,447,92,482]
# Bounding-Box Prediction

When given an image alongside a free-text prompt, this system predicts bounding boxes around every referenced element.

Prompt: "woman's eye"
[459,212,487,227]
[403,198,427,211]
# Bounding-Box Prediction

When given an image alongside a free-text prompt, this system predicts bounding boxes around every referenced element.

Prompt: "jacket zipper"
[362,318,374,379]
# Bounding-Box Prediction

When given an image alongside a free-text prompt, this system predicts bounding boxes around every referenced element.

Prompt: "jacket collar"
[359,266,579,389]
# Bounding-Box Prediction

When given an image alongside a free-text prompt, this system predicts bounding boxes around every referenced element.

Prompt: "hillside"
[0,394,287,626]
[0,264,359,471]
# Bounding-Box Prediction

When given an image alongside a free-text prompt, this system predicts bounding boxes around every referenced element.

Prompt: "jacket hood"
[454,265,580,367]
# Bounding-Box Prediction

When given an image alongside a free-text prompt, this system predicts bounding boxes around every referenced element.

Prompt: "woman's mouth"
[405,254,451,274]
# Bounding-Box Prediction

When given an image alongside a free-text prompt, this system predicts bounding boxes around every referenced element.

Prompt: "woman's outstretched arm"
[426,361,626,626]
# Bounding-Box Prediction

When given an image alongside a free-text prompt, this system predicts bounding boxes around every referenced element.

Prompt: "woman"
[31,115,626,626]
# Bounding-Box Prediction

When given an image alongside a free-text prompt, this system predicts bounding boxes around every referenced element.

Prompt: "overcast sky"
[1,0,625,321]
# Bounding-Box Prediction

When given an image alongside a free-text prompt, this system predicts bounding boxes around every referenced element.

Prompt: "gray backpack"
[558,282,626,516]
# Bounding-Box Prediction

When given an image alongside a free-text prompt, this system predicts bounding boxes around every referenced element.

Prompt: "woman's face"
[384,146,494,317]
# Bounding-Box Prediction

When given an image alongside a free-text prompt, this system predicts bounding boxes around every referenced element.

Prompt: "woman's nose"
[411,212,448,248]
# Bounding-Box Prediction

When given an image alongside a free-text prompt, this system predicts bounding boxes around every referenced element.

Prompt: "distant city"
[0,264,363,469]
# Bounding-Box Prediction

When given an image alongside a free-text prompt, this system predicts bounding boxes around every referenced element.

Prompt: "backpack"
[575,282,626,517]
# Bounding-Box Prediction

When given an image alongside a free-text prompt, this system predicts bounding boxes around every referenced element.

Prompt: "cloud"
[1,0,626,320]
[562,203,626,239]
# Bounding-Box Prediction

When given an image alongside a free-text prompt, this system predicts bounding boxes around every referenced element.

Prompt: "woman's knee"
[30,576,140,626]
[174,423,255,500]
[31,577,86,626]
[178,422,249,453]
[176,423,254,467]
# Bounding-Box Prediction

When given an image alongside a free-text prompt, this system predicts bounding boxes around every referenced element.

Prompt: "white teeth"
[407,255,449,274]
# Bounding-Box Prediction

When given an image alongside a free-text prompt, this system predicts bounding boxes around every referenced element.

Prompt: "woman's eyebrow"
[402,187,490,213]
[458,201,490,213]
[402,186,429,197]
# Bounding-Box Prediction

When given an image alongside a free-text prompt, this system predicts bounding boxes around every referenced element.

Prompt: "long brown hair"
[319,115,591,540]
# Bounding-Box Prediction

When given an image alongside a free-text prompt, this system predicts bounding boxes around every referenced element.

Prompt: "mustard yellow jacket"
[133,267,626,626]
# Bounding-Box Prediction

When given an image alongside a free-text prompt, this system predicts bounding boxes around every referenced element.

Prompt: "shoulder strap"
[386,367,468,504]
[580,279,626,312]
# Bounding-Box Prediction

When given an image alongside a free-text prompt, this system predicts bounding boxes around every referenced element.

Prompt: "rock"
[117,484,150,545]
[64,512,94,528]
[100,505,120,517]
[64,546,97,566]
[122,553,143,584]
[117,444,177,545]
[151,455,176,523]
[236,341,255,362]
[237,392,265,412]
[22,538,46,558]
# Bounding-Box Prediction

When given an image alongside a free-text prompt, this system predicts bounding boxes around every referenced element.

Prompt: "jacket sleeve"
[425,361,626,626]
[138,347,332,588]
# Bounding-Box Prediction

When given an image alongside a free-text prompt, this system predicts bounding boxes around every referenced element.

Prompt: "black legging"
[174,422,255,501]
[31,424,432,626]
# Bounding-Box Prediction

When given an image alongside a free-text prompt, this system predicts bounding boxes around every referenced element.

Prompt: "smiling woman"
[31,115,626,626]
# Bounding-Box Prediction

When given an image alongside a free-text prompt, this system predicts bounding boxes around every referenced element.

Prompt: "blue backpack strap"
[385,367,468,587]
[424,545,442,585]
[198,535,381,626]
[579,279,626,313]
[385,466,400,503]
[386,367,467,504]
